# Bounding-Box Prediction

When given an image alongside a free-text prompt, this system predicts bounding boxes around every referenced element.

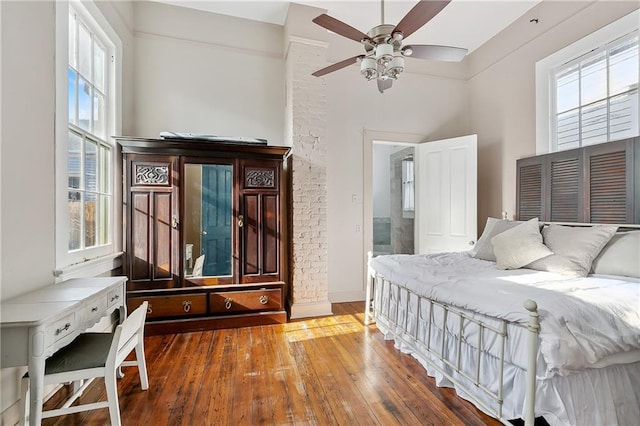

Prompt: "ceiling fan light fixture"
[385,56,404,80]
[375,43,394,66]
[360,57,378,81]
[310,0,463,92]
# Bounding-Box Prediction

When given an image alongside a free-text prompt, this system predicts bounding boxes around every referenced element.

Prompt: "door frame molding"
[362,129,425,291]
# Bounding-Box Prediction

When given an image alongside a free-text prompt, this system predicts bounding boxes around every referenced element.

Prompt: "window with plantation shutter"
[549,156,581,222]
[585,141,631,223]
[516,160,543,221]
[516,137,639,224]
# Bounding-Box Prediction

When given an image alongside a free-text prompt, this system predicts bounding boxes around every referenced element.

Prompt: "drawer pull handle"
[183,300,192,312]
[110,294,120,303]
[55,323,71,335]
[91,306,99,312]
[259,295,269,305]
[225,298,233,310]
[147,304,153,314]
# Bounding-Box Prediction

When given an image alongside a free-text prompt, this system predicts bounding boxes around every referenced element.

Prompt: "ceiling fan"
[311,0,468,93]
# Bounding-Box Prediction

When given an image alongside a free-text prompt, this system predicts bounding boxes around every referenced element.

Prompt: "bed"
[365,219,640,426]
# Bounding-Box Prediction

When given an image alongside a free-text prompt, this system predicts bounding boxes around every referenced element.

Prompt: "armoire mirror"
[183,163,233,278]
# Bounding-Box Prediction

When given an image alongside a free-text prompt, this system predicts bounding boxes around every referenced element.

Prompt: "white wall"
[0,0,134,419]
[372,143,413,218]
[1,1,56,302]
[372,144,397,218]
[326,70,469,302]
[132,1,285,144]
[468,0,639,227]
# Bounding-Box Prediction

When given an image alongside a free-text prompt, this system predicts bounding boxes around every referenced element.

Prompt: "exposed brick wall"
[285,40,330,312]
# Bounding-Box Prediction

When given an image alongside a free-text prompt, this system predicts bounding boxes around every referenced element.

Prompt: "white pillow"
[473,217,525,262]
[591,231,640,278]
[526,224,618,277]
[491,218,553,269]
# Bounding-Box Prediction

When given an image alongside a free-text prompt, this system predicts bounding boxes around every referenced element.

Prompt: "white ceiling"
[153,0,542,54]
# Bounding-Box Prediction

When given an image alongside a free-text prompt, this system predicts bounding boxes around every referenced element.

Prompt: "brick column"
[285,37,332,318]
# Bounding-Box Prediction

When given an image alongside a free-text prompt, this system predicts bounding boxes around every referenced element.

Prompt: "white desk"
[1,276,127,426]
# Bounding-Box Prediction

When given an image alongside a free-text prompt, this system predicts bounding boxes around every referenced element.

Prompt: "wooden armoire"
[115,136,290,334]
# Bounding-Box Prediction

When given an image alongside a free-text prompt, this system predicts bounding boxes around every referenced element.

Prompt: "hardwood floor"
[42,302,501,425]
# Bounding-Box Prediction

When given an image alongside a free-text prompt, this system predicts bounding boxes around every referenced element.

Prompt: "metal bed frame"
[365,253,540,426]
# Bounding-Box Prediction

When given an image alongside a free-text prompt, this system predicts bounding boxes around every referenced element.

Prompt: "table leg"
[117,304,126,379]
[27,353,44,426]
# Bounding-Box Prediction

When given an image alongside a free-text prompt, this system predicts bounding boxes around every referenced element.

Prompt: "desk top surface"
[1,276,127,326]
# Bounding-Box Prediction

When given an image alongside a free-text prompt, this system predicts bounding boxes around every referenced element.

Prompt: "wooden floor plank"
[249,326,276,425]
[195,329,234,424]
[41,302,501,426]
[271,324,319,425]
[233,326,254,425]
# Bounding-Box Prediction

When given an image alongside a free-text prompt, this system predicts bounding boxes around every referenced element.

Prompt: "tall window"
[552,32,639,151]
[67,7,112,252]
[57,1,119,272]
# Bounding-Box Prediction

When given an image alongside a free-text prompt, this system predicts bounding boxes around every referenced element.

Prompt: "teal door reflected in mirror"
[184,163,233,277]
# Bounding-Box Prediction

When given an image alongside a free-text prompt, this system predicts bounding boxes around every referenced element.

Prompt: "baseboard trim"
[329,290,365,303]
[289,301,333,319]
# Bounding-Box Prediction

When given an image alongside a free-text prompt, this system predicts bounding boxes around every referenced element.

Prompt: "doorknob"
[172,216,179,229]
[202,230,208,235]
[238,215,244,228]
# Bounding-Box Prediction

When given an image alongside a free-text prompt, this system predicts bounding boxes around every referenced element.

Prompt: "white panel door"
[416,135,477,254]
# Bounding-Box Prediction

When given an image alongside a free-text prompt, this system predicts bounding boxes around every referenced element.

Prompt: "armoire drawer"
[210,288,282,314]
[128,294,207,319]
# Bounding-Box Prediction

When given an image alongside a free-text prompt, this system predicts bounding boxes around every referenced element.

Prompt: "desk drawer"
[46,313,76,343]
[210,288,282,314]
[129,294,207,319]
[107,288,123,309]
[81,296,108,326]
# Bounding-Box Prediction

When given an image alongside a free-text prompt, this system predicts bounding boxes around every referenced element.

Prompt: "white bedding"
[369,251,640,376]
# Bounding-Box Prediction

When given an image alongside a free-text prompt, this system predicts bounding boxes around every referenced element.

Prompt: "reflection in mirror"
[184,163,233,277]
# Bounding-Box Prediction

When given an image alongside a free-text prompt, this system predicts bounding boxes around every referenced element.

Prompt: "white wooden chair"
[20,301,150,426]
[192,254,205,277]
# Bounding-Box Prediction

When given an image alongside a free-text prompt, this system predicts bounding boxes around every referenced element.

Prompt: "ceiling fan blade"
[312,14,370,43]
[402,45,468,62]
[377,78,393,93]
[393,0,451,40]
[312,55,365,77]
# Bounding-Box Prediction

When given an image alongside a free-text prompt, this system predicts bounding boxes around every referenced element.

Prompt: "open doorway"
[372,142,415,255]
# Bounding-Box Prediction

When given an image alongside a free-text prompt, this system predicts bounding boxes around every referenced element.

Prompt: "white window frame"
[535,10,639,154]
[55,0,122,276]
[401,157,415,218]
[550,33,638,151]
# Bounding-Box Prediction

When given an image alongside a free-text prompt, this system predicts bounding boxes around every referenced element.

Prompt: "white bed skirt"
[375,299,640,426]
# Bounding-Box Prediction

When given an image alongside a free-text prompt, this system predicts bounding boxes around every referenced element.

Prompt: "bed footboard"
[365,253,540,426]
